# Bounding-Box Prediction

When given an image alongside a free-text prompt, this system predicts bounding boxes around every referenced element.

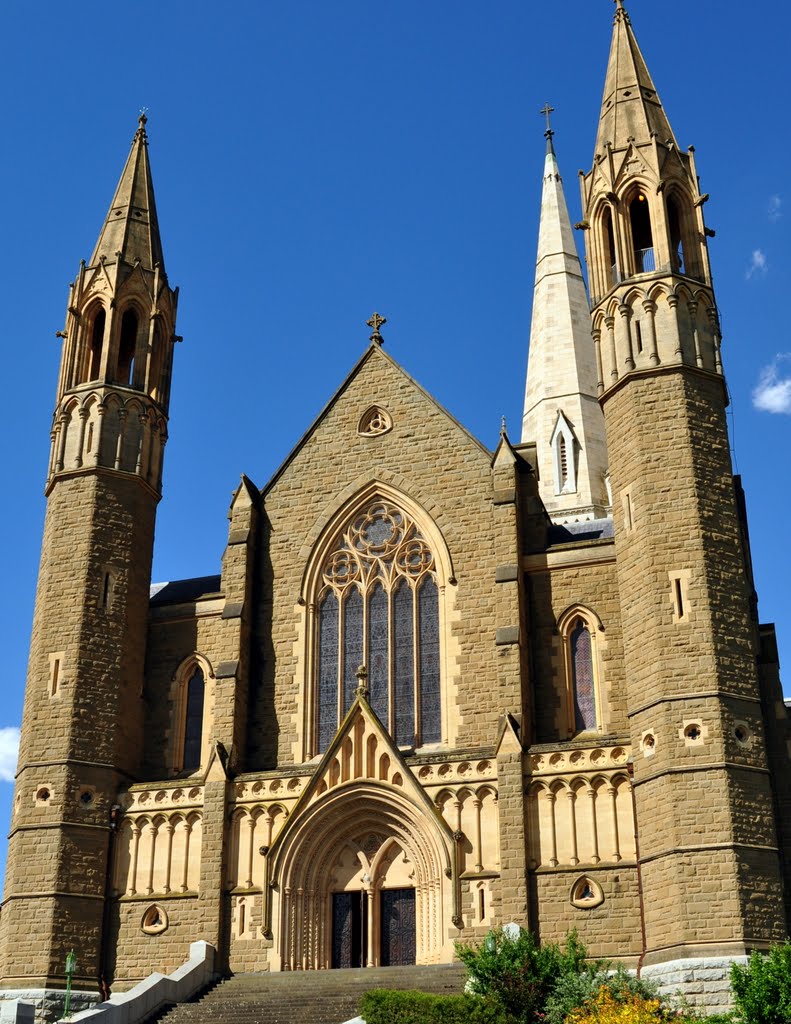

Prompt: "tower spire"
[595,0,676,156]
[521,124,609,523]
[89,112,165,270]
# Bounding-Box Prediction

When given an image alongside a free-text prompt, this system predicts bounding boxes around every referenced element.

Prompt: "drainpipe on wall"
[99,804,122,999]
[627,759,647,976]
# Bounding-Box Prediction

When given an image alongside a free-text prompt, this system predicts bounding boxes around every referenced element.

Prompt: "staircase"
[154,964,467,1024]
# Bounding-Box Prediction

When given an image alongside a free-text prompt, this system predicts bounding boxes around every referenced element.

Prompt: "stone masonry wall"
[604,368,785,957]
[2,471,157,991]
[251,346,519,766]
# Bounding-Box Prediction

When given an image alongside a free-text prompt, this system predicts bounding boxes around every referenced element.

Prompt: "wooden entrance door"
[379,888,416,966]
[331,891,367,968]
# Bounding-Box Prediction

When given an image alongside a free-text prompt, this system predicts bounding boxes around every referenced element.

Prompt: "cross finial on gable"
[367,312,387,345]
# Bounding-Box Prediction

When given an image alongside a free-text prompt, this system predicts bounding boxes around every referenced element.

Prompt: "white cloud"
[0,727,20,783]
[753,356,791,415]
[746,249,768,280]
[769,194,782,222]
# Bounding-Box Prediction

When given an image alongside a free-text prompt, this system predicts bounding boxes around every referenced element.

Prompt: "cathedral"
[2,0,790,1014]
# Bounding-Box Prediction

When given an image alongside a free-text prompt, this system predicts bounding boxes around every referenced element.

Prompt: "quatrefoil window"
[358,406,392,437]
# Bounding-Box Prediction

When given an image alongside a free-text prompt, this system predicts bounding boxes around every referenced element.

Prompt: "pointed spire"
[89,113,165,270]
[595,1,677,155]
[521,127,609,522]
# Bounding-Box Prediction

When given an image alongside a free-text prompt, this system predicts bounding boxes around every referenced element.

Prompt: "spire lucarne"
[521,126,609,523]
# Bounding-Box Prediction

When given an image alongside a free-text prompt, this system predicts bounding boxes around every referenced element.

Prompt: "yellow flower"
[565,985,670,1024]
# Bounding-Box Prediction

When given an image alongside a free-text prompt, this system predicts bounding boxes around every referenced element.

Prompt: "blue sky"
[1,0,789,889]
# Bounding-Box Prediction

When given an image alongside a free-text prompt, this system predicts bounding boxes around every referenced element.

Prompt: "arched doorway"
[269,782,454,970]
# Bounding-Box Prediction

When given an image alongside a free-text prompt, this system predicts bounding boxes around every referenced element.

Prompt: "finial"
[135,108,149,140]
[540,102,555,139]
[540,103,556,155]
[613,0,630,22]
[500,415,507,437]
[355,665,370,700]
[367,312,387,345]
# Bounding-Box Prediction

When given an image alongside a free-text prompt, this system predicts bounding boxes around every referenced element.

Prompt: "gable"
[263,342,491,503]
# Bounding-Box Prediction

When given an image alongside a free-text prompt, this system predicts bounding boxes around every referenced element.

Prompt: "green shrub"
[543,966,662,1024]
[730,943,791,1024]
[455,928,596,1024]
[359,988,506,1024]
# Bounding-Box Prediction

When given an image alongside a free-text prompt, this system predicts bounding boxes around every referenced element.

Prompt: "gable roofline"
[260,341,492,498]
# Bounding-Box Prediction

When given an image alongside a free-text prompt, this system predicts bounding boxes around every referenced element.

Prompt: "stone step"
[155,965,467,1024]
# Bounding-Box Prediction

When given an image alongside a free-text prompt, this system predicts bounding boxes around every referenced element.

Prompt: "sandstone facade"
[1,3,789,1011]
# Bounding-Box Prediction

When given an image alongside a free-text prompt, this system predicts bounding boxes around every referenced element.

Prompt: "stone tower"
[521,129,609,523]
[0,116,177,994]
[581,1,786,973]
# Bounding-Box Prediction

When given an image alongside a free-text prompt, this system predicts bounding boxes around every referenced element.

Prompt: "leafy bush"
[456,929,597,1024]
[730,943,791,1024]
[563,985,681,1023]
[359,988,506,1024]
[544,967,662,1024]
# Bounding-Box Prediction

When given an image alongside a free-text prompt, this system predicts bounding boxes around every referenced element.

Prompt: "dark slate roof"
[547,517,615,546]
[150,575,223,606]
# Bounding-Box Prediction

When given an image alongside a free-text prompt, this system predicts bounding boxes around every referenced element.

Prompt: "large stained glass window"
[314,499,442,753]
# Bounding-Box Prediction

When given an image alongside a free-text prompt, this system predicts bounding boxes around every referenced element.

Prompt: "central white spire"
[521,133,609,523]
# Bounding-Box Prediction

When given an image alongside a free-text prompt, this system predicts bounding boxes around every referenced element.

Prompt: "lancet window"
[315,500,441,754]
[629,191,654,274]
[570,619,596,732]
[182,666,206,771]
[117,309,138,387]
[558,606,602,737]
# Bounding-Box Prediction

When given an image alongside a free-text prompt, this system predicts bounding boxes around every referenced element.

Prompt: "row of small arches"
[70,303,170,404]
[112,812,202,897]
[589,179,705,304]
[591,284,720,387]
[53,391,166,485]
[527,774,635,868]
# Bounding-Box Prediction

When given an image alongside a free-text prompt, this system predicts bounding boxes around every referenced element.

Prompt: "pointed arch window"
[314,500,442,754]
[602,206,618,289]
[666,192,699,280]
[558,607,604,737]
[117,309,139,387]
[182,666,206,772]
[87,307,105,383]
[168,656,214,776]
[570,620,595,732]
[629,191,655,273]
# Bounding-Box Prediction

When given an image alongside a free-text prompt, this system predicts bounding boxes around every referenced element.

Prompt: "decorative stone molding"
[570,875,604,909]
[141,904,169,935]
[358,406,393,437]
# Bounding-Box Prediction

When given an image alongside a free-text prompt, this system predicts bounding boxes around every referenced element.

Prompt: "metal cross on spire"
[367,312,387,345]
[540,102,555,139]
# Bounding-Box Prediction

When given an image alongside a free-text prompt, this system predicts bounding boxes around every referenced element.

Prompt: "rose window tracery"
[316,500,441,754]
